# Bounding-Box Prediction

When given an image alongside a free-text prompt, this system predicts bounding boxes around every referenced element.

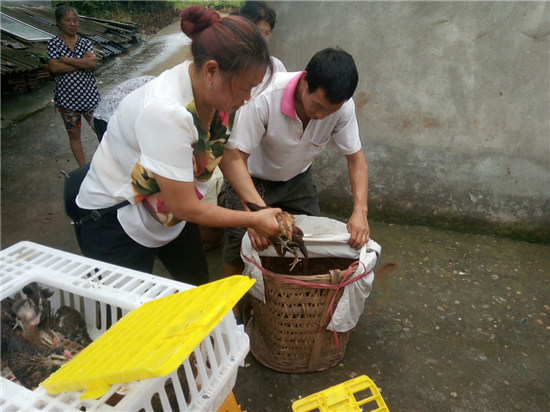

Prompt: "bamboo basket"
[246,256,357,373]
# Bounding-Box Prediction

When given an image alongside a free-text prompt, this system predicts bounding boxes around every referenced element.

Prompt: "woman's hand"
[249,207,282,238]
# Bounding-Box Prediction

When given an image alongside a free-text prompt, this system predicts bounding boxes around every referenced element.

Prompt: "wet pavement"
[235,222,549,412]
[1,21,549,412]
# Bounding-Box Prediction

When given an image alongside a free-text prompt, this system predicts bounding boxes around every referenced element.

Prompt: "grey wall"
[268,1,549,242]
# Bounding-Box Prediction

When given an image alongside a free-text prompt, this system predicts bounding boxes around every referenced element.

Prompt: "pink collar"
[281,72,303,119]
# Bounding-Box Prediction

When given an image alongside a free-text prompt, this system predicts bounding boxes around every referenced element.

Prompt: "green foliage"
[173,1,245,11]
[52,1,244,34]
[54,1,172,18]
[205,1,246,11]
[54,1,245,18]
[54,1,122,18]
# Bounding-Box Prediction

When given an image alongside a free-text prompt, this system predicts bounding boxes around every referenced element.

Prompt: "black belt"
[76,201,130,225]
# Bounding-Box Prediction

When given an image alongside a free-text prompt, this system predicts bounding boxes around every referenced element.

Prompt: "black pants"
[93,118,108,143]
[75,208,209,286]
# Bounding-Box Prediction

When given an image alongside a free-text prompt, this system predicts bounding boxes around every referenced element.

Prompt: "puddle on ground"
[96,24,191,93]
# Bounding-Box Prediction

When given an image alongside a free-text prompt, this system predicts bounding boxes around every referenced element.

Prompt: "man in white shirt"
[232,1,287,98]
[223,48,370,297]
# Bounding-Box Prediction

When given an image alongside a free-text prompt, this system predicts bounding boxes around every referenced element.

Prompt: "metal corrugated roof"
[1,6,139,42]
[102,43,122,54]
[1,46,43,74]
[0,5,141,76]
[1,7,60,37]
[30,15,56,27]
[16,6,138,43]
[1,31,48,55]
[0,31,47,74]
[88,34,111,44]
[1,31,47,53]
[77,15,143,32]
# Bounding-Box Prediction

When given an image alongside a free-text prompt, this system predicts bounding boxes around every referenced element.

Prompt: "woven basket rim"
[260,266,358,286]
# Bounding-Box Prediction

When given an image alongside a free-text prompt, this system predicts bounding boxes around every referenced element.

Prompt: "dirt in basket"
[260,256,357,276]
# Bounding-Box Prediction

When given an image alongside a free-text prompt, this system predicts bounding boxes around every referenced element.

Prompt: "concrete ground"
[1,21,549,412]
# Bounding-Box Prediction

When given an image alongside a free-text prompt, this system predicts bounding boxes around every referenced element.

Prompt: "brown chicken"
[10,298,60,348]
[22,282,54,323]
[2,298,71,390]
[11,299,40,330]
[1,296,16,323]
[1,297,17,354]
[21,282,92,348]
[2,284,59,350]
[245,202,308,270]
[6,335,70,390]
[49,305,93,347]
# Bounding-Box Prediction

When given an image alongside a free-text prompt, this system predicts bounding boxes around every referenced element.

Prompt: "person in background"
[47,5,101,167]
[232,1,286,94]
[93,76,156,142]
[222,48,370,299]
[75,6,282,287]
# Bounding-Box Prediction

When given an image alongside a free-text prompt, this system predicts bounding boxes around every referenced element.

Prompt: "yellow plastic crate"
[217,391,244,412]
[41,275,255,400]
[292,375,390,412]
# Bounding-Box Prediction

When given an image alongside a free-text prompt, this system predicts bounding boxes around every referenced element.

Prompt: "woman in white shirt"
[75,6,282,286]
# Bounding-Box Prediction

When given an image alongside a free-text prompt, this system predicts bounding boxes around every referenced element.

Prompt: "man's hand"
[347,210,370,250]
[248,227,271,252]
[345,150,370,250]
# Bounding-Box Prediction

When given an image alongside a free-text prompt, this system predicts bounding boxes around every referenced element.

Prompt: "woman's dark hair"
[181,5,272,83]
[55,5,78,23]
[235,1,277,30]
[305,48,359,104]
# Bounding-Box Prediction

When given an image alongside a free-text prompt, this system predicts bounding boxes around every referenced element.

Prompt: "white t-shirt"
[271,56,287,74]
[232,71,362,182]
[77,61,236,248]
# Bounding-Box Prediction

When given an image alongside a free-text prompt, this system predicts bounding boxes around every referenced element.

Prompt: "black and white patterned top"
[47,36,101,111]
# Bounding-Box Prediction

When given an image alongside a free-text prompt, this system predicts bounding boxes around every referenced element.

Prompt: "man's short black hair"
[305,48,359,104]
[238,1,277,30]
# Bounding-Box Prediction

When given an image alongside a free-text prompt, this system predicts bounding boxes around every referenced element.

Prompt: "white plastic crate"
[0,241,249,412]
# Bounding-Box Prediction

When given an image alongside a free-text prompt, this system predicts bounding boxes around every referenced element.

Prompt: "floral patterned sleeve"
[131,105,234,227]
